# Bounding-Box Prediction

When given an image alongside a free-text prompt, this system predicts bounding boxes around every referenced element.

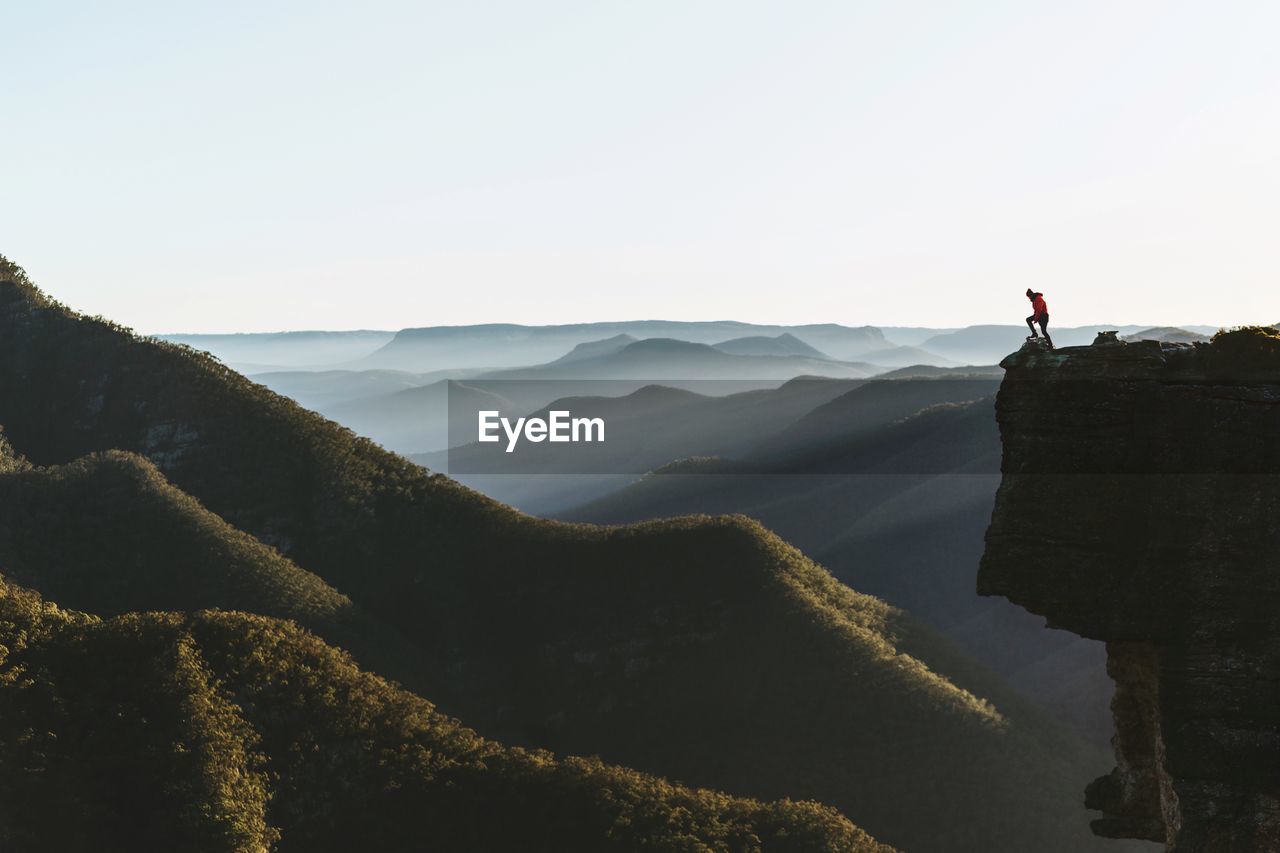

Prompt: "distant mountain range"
[479,338,879,381]
[1121,326,1210,344]
[162,321,1225,375]
[550,333,639,363]
[161,329,395,370]
[249,335,887,454]
[712,332,830,358]
[353,321,892,372]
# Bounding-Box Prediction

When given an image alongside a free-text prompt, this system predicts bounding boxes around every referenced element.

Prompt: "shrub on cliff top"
[1204,326,1280,372]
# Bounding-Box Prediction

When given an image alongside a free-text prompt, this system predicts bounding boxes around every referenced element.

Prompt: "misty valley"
[3,254,1275,851]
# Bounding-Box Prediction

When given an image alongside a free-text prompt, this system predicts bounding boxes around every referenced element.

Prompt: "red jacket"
[1031,294,1048,318]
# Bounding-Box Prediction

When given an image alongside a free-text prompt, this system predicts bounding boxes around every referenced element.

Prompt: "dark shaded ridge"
[0,448,430,688]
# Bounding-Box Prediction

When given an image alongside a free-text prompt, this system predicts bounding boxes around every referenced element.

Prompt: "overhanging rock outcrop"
[979,329,1280,852]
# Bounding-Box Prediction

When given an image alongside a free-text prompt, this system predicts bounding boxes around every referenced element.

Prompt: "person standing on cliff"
[1025,289,1053,347]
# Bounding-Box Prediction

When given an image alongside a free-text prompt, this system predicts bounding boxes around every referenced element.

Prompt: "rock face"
[979,329,1280,852]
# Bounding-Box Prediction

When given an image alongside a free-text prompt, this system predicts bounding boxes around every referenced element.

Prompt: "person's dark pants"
[1026,312,1051,344]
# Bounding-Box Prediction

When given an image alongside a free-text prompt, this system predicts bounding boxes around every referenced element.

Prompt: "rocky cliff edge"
[979,328,1280,851]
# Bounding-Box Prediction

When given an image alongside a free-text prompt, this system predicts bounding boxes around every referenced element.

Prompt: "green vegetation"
[0,447,446,689]
[0,450,350,623]
[0,579,884,852]
[0,255,1133,851]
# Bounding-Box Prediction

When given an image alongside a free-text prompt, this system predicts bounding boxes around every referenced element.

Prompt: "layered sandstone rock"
[979,329,1280,852]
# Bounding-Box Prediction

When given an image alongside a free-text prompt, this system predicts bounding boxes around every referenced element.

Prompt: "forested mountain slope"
[0,578,883,852]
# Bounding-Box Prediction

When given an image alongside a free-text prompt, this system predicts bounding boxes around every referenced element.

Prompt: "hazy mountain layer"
[549,333,639,363]
[1121,326,1210,344]
[428,377,865,509]
[752,377,1002,460]
[358,321,890,371]
[160,330,394,371]
[712,332,830,358]
[565,394,1116,744]
[875,364,1002,379]
[855,344,959,367]
[162,322,1223,380]
[478,338,879,380]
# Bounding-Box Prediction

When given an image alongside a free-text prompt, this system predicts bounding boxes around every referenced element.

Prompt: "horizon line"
[148,319,1243,337]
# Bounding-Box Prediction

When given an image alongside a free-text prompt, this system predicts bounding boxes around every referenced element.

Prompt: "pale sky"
[3,1,1278,333]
